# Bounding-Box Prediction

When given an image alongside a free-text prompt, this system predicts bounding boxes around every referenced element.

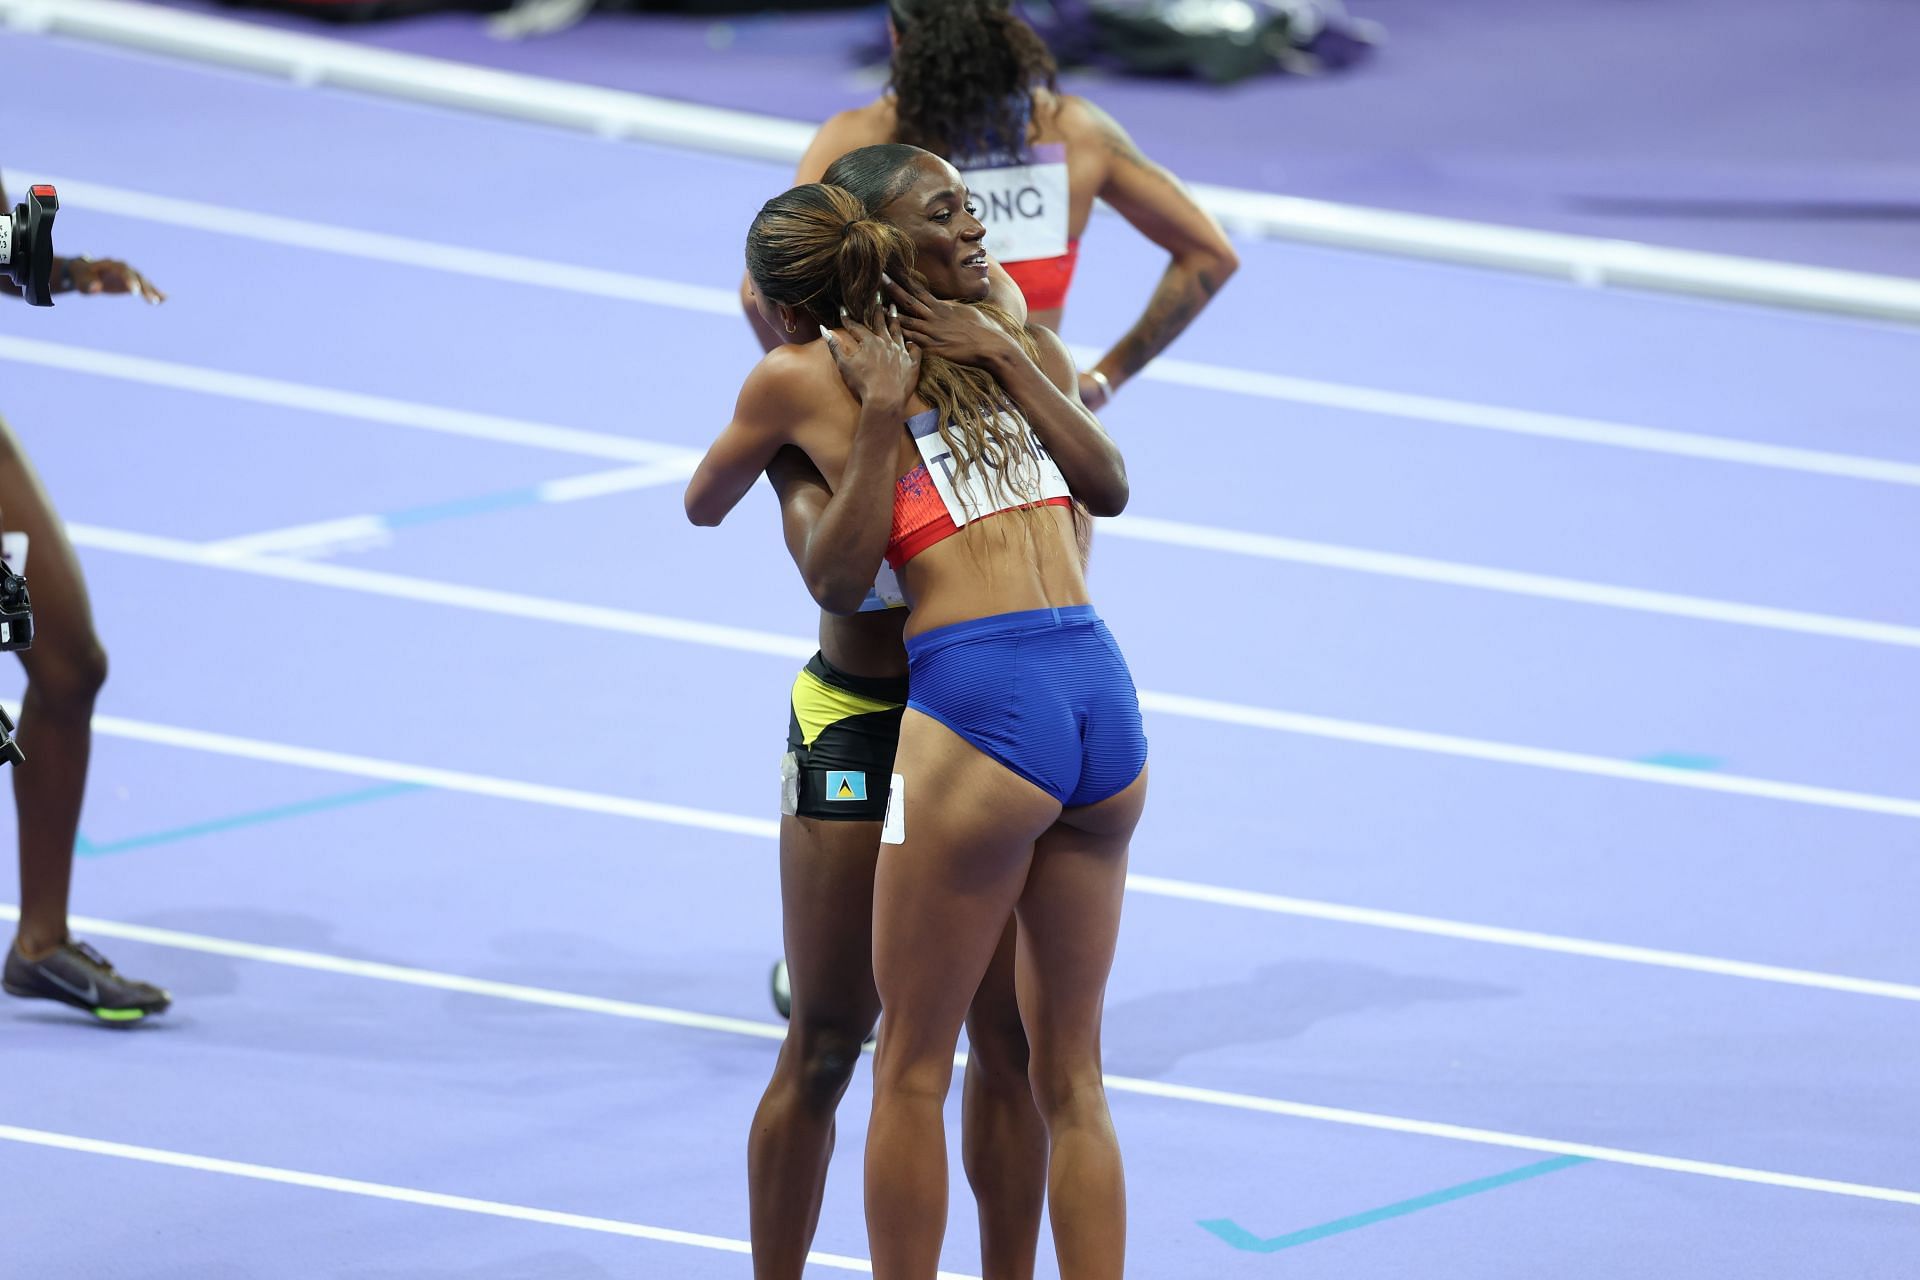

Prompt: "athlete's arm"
[985,258,1029,325]
[1067,98,1237,405]
[888,276,1127,516]
[765,430,895,616]
[1004,326,1128,517]
[773,306,921,611]
[685,354,811,526]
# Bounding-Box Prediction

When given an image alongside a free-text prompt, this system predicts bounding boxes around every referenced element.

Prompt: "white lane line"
[1086,1082,1920,1207]
[537,459,699,502]
[19,173,1920,488]
[1103,515,1920,649]
[14,336,1917,646]
[0,905,782,1039]
[1136,689,1920,820]
[20,177,742,315]
[74,523,814,661]
[0,335,682,463]
[66,523,1920,822]
[0,1124,947,1277]
[6,913,1917,1207]
[1120,876,1920,1003]
[200,516,390,562]
[1118,352,1920,488]
[39,711,1920,1000]
[199,461,701,561]
[76,708,780,841]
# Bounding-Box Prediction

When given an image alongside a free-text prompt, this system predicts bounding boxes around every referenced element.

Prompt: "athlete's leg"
[962,917,1046,1280]
[749,813,883,1279]
[866,710,1060,1279]
[1015,767,1148,1280]
[1,420,109,958]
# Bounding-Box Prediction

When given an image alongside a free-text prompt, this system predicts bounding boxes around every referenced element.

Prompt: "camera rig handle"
[1,184,60,307]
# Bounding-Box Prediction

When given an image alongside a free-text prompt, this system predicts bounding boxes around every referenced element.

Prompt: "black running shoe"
[4,940,171,1024]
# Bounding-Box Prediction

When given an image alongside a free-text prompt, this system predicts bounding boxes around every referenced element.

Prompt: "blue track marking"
[76,783,426,857]
[383,488,545,529]
[1200,1156,1591,1253]
[1637,752,1726,771]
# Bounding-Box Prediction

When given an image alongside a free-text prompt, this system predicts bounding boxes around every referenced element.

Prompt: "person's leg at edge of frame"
[1015,768,1147,1280]
[0,421,165,1019]
[866,709,1062,1280]
[748,812,884,1279]
[963,916,1048,1280]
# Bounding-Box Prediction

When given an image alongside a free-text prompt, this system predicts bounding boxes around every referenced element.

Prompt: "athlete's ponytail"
[746,183,915,329]
[888,0,1058,162]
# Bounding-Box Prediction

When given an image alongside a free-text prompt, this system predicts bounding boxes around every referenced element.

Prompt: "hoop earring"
[783,315,798,335]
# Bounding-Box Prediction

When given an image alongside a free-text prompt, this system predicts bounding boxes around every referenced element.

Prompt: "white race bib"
[962,146,1069,264]
[908,410,1070,527]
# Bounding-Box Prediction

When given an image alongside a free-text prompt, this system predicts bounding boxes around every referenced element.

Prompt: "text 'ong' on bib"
[961,144,1070,264]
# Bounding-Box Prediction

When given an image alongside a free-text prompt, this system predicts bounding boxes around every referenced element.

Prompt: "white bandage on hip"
[880,772,906,845]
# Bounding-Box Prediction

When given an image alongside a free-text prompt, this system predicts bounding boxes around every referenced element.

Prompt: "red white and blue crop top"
[884,408,1073,571]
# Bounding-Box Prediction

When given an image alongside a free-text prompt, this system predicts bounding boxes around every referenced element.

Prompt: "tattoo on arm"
[1094,116,1229,378]
[1102,121,1153,170]
[1110,264,1217,379]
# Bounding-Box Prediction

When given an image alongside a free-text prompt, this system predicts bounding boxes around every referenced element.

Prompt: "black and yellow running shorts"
[783,652,908,823]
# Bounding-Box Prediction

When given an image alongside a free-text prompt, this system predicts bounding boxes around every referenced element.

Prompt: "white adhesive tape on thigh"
[779,751,800,818]
[2,532,27,573]
[881,772,905,845]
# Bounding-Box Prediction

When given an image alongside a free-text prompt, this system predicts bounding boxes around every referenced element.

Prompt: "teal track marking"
[383,488,543,529]
[77,783,426,857]
[1200,1155,1590,1253]
[1637,752,1725,771]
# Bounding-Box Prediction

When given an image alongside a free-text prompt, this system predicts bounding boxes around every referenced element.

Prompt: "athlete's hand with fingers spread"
[884,272,1018,370]
[71,258,166,304]
[822,295,921,417]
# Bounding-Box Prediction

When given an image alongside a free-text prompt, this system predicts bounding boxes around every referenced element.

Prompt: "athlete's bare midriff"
[897,504,1090,639]
[818,607,910,681]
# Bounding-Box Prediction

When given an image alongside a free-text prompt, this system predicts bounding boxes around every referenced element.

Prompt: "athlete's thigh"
[779,814,881,1028]
[0,419,101,671]
[1014,768,1147,1056]
[872,710,1058,1050]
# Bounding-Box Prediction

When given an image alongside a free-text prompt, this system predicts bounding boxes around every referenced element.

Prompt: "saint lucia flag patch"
[825,771,868,802]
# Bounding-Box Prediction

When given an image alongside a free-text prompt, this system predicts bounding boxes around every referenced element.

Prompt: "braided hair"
[887,0,1059,163]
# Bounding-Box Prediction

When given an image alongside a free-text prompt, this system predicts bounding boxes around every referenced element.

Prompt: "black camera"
[2,184,59,307]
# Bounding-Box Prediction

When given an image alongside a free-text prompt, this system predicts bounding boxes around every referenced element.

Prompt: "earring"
[784,315,798,335]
